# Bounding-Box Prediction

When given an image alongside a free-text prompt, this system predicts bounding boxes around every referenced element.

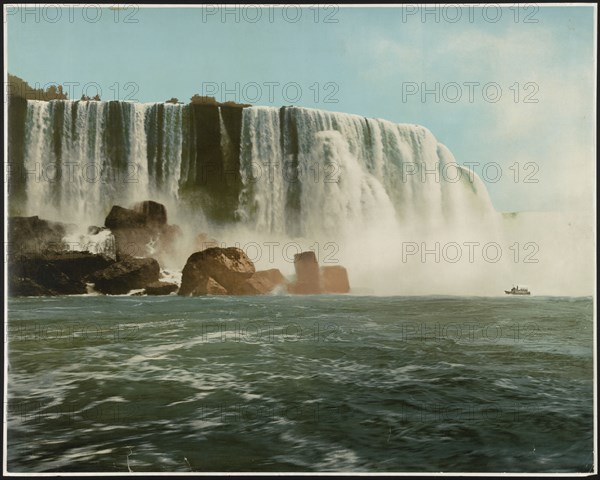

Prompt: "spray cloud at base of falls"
[8,97,544,295]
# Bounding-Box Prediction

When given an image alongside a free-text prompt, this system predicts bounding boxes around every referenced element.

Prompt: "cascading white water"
[63,229,117,260]
[236,106,498,238]
[131,102,151,203]
[22,101,497,231]
[17,100,518,294]
[237,106,286,233]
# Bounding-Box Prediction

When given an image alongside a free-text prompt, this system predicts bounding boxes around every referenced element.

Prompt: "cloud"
[356,20,595,212]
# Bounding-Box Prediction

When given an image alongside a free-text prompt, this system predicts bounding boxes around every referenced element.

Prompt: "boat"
[504,285,531,295]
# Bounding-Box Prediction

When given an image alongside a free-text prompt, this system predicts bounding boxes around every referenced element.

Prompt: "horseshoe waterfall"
[8,98,503,294]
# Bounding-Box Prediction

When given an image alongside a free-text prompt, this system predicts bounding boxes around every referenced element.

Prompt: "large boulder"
[9,277,53,297]
[103,201,182,263]
[183,276,228,296]
[179,247,255,296]
[288,251,321,294]
[90,256,160,295]
[7,216,67,255]
[105,206,146,230]
[235,269,286,295]
[287,251,351,294]
[144,281,178,295]
[8,251,114,296]
[321,266,350,293]
[133,200,167,226]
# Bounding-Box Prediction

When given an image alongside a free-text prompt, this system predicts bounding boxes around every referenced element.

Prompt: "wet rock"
[105,205,146,230]
[7,216,67,255]
[321,265,350,293]
[288,251,321,294]
[287,251,351,294]
[144,281,178,295]
[179,247,255,296]
[235,269,287,295]
[90,256,160,295]
[8,251,114,296]
[133,200,167,226]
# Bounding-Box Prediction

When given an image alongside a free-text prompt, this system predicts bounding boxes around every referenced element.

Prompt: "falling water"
[13,100,515,293]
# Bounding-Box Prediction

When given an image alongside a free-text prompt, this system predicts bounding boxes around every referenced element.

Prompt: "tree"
[190,94,218,105]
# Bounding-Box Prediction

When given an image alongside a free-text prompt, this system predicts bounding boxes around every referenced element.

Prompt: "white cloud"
[358,22,595,212]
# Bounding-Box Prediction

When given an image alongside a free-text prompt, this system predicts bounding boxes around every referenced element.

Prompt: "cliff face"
[179,104,244,221]
[7,95,28,215]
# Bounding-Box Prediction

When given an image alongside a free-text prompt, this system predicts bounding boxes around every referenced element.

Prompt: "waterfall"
[9,98,594,296]
[11,99,506,292]
[236,106,496,238]
[237,106,286,233]
[16,100,497,234]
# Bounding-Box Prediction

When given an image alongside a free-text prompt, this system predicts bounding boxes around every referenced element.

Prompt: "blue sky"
[6,5,596,212]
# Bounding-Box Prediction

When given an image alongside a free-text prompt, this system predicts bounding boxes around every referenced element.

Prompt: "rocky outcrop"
[132,200,167,226]
[103,201,181,262]
[321,265,350,293]
[8,251,114,296]
[288,251,321,294]
[105,206,147,230]
[8,216,67,255]
[182,276,228,296]
[288,251,351,294]
[235,269,287,295]
[90,256,160,295]
[144,281,178,295]
[9,277,54,297]
[179,247,255,296]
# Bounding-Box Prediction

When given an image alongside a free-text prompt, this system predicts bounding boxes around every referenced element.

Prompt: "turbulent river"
[7,295,594,473]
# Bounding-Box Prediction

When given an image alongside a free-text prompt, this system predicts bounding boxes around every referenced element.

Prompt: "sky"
[5,4,596,213]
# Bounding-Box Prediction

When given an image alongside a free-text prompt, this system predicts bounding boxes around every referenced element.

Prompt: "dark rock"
[133,200,167,226]
[88,225,103,235]
[38,263,84,294]
[8,251,114,296]
[288,251,321,294]
[40,252,114,281]
[145,281,178,295]
[9,277,53,296]
[179,247,255,296]
[7,216,67,255]
[90,256,160,295]
[235,269,286,295]
[105,205,147,230]
[104,202,182,263]
[321,266,350,293]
